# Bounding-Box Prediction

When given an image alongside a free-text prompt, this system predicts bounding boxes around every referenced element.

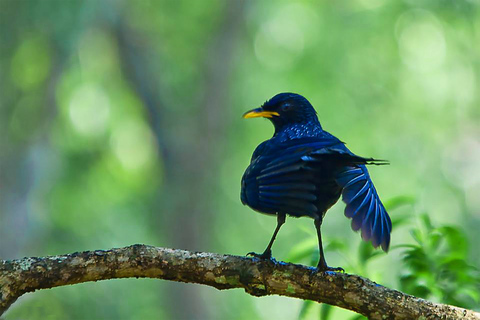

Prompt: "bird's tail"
[347,156,389,166]
[307,148,389,166]
[364,158,389,165]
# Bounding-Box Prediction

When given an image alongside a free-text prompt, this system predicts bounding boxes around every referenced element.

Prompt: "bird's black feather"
[241,93,392,269]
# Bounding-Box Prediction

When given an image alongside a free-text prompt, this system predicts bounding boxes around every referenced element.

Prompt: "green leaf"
[419,213,433,231]
[349,315,367,320]
[458,287,480,304]
[298,300,314,320]
[390,215,412,228]
[320,303,332,320]
[358,241,384,265]
[410,229,424,245]
[438,226,467,257]
[399,216,479,308]
[391,244,418,250]
[410,285,431,298]
[325,239,347,252]
[382,195,416,211]
[402,248,430,273]
[427,231,442,252]
[287,238,317,263]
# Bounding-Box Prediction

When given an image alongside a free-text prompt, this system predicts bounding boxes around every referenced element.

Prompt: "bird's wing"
[269,137,388,165]
[250,140,269,162]
[299,142,392,251]
[245,136,392,250]
[249,139,338,218]
[254,143,321,217]
[335,165,392,251]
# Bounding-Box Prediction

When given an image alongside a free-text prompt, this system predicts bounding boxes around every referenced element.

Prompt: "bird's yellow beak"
[243,108,280,119]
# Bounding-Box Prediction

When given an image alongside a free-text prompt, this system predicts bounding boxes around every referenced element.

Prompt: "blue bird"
[241,93,392,271]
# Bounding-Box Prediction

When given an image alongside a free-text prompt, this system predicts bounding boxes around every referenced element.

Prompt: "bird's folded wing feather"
[250,139,340,217]
[253,139,370,218]
[255,148,319,217]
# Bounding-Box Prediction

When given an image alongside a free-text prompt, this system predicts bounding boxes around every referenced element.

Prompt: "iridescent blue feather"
[336,165,392,251]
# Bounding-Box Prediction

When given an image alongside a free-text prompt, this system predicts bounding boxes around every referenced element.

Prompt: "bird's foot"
[315,260,345,273]
[247,249,272,260]
[315,264,345,273]
[320,266,345,273]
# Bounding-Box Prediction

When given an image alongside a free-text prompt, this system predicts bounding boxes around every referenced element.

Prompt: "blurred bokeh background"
[1,0,479,319]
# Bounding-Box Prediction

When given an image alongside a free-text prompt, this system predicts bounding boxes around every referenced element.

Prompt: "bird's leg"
[247,213,286,260]
[314,218,344,272]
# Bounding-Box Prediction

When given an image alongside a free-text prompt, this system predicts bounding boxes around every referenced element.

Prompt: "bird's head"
[243,93,320,132]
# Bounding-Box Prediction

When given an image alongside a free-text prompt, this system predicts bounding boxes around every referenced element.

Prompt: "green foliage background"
[1,0,479,319]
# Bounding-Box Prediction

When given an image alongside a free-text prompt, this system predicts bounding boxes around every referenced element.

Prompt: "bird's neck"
[273,120,323,140]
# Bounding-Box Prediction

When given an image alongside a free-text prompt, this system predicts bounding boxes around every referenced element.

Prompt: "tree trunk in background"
[164,2,246,317]
[0,14,63,260]
[0,2,31,259]
[115,1,246,318]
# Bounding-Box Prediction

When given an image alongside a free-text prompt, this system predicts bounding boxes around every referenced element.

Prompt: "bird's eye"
[281,104,292,112]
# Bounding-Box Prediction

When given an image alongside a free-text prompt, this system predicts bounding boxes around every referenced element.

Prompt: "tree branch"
[0,244,478,319]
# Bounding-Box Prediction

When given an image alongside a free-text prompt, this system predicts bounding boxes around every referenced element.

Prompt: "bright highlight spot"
[11,35,51,91]
[357,0,385,10]
[442,136,480,189]
[68,85,110,136]
[396,10,446,72]
[110,120,156,171]
[450,62,476,109]
[254,4,313,69]
[78,29,118,77]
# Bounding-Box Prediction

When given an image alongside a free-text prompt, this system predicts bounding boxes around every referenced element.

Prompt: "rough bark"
[0,244,478,319]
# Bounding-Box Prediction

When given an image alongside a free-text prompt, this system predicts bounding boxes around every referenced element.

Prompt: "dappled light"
[1,1,479,319]
[396,10,446,72]
[68,84,111,136]
[110,119,157,171]
[254,4,312,69]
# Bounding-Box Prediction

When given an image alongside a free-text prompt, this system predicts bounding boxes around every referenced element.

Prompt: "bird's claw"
[324,266,345,273]
[315,265,345,273]
[246,250,272,260]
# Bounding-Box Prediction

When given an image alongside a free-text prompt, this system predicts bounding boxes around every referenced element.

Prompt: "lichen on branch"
[0,244,479,319]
